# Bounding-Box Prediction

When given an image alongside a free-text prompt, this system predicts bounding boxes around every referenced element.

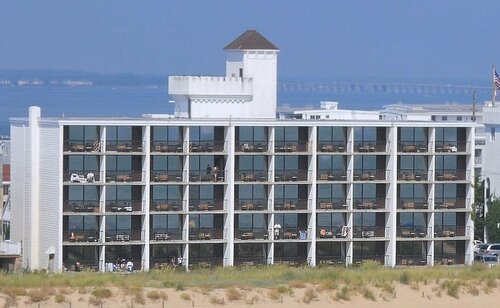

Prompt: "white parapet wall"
[168,76,253,97]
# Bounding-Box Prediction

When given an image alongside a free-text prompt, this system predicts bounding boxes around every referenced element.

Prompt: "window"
[236,214,266,230]
[151,214,181,230]
[442,116,447,121]
[491,127,496,141]
[457,116,462,121]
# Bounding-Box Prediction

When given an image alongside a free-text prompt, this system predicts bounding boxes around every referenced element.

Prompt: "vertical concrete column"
[465,126,475,265]
[428,127,436,266]
[308,126,317,267]
[268,126,275,264]
[143,125,151,271]
[386,125,397,267]
[100,126,107,272]
[29,106,41,270]
[345,126,354,266]
[183,126,190,270]
[225,124,235,266]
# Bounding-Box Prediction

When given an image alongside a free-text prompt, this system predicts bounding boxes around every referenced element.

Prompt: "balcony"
[189,141,225,153]
[189,257,224,268]
[189,199,224,211]
[151,171,183,182]
[63,230,101,243]
[150,200,182,212]
[355,141,386,153]
[434,225,466,238]
[235,199,267,211]
[435,169,466,181]
[106,140,143,153]
[274,170,309,182]
[434,254,465,265]
[317,198,348,210]
[189,170,226,182]
[317,256,346,266]
[317,169,347,181]
[63,200,100,213]
[274,198,309,211]
[397,227,428,238]
[317,226,350,239]
[236,141,268,153]
[398,170,428,181]
[435,142,468,153]
[396,256,427,266]
[151,228,183,241]
[65,170,100,183]
[64,140,101,153]
[151,141,184,153]
[105,200,142,212]
[274,141,310,153]
[275,228,310,240]
[234,257,268,266]
[353,169,386,181]
[398,199,429,210]
[274,256,309,266]
[106,170,143,183]
[352,255,385,266]
[65,259,100,272]
[188,228,224,240]
[352,226,387,238]
[317,142,346,153]
[398,142,428,153]
[235,170,268,182]
[234,229,269,240]
[105,229,143,242]
[354,198,386,210]
[434,198,467,209]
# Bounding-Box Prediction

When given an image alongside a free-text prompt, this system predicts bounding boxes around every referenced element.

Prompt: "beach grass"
[0,263,499,291]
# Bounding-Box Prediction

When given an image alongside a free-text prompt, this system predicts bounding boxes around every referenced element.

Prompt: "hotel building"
[10,30,475,272]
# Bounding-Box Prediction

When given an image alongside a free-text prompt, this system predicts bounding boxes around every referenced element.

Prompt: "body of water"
[0,82,487,136]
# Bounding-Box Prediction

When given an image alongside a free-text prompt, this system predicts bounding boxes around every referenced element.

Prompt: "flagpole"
[493,63,496,106]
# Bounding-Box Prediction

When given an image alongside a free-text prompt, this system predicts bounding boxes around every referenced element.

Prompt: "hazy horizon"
[1,1,500,81]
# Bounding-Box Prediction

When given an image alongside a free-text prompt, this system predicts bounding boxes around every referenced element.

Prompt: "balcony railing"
[352,226,387,238]
[353,198,386,210]
[236,141,269,153]
[105,229,143,242]
[64,140,101,152]
[354,141,387,152]
[274,170,309,182]
[317,226,350,239]
[189,141,225,152]
[150,228,183,241]
[189,257,224,268]
[274,256,309,266]
[188,228,224,240]
[274,228,310,240]
[434,254,465,265]
[106,140,144,152]
[435,141,468,153]
[235,170,268,182]
[235,199,267,211]
[398,142,428,153]
[317,142,347,153]
[150,200,183,212]
[234,228,270,240]
[151,141,184,153]
[63,230,101,243]
[65,170,100,183]
[189,170,226,182]
[105,200,142,212]
[435,169,466,181]
[188,199,225,211]
[352,255,385,266]
[397,227,428,238]
[317,256,347,266]
[317,198,348,210]
[274,198,309,210]
[398,198,429,210]
[317,169,348,181]
[64,259,100,272]
[234,257,268,266]
[63,200,100,213]
[434,198,466,209]
[274,141,311,153]
[353,169,386,181]
[396,256,427,266]
[398,169,428,181]
[434,225,466,237]
[106,170,143,182]
[151,170,183,182]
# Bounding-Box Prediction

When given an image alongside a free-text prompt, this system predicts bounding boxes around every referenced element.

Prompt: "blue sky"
[0,0,499,80]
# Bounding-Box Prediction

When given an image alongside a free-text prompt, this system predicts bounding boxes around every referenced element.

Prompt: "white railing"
[0,241,21,255]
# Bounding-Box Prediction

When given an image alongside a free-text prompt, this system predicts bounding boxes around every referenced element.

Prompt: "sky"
[1,0,499,81]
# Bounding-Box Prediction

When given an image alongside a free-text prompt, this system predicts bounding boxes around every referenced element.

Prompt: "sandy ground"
[0,282,499,308]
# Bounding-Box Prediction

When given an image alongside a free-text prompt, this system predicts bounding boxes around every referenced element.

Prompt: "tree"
[485,198,500,242]
[472,177,485,241]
